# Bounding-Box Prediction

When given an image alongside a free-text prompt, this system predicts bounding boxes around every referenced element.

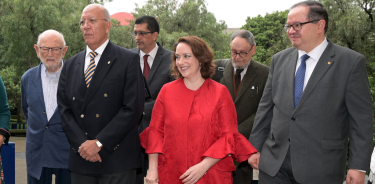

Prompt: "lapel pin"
[328,62,331,65]
[108,61,110,64]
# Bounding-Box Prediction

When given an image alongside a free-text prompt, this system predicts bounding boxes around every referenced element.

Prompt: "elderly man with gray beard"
[212,30,269,184]
[21,29,70,184]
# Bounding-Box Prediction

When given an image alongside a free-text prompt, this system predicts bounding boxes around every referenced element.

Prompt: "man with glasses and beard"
[21,29,71,184]
[212,30,269,184]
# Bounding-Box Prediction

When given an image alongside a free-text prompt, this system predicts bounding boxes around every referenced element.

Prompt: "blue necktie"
[294,54,310,109]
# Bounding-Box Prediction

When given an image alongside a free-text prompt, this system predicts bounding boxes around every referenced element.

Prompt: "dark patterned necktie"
[84,51,98,88]
[235,69,244,89]
[294,54,310,109]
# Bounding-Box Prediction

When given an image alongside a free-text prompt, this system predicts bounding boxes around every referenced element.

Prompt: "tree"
[242,10,291,65]
[0,0,112,119]
[130,0,230,59]
[319,0,375,76]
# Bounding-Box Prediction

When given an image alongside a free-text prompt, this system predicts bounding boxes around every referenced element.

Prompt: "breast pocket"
[319,82,338,88]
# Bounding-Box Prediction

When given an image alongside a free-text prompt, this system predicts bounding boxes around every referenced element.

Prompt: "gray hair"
[230,30,256,46]
[37,29,66,46]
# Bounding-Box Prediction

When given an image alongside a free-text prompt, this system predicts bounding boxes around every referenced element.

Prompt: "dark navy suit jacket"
[21,62,70,179]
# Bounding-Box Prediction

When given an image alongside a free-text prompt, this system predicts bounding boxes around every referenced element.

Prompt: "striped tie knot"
[85,51,98,87]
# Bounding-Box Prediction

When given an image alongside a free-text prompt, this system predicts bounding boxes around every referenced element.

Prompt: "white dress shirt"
[139,44,159,71]
[84,39,109,72]
[295,38,328,91]
[41,62,63,121]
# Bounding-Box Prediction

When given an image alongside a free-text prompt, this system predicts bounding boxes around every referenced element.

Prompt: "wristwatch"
[95,139,103,148]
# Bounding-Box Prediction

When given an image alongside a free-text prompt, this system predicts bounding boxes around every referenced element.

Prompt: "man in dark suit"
[57,4,144,184]
[212,30,269,184]
[22,29,71,184]
[248,1,373,184]
[131,15,174,184]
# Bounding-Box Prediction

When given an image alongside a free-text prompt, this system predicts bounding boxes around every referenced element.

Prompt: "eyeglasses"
[39,47,63,54]
[132,31,154,37]
[79,17,107,26]
[230,45,254,58]
[283,20,320,32]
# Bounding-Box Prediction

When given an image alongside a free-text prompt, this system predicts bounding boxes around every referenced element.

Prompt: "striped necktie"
[85,51,98,87]
[294,54,310,109]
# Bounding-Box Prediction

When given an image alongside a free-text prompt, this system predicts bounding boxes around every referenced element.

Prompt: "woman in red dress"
[140,36,257,184]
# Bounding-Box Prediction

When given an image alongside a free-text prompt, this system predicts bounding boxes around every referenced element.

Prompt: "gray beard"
[232,61,250,70]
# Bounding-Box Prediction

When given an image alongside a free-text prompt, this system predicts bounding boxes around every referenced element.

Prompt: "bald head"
[34,29,68,73]
[37,29,66,46]
[83,4,111,23]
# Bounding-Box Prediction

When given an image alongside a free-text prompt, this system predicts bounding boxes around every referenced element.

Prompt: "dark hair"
[134,15,160,34]
[291,1,329,33]
[171,36,215,79]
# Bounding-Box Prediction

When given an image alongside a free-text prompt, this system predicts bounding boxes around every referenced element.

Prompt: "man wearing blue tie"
[248,1,373,184]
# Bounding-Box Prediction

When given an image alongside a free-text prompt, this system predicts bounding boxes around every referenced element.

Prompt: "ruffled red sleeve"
[202,83,257,168]
[202,132,257,163]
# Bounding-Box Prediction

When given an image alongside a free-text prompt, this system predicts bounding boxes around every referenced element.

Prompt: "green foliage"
[242,10,291,65]
[131,0,230,59]
[319,0,375,77]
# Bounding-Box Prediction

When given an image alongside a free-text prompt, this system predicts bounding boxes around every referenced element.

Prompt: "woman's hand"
[180,162,206,184]
[145,169,159,184]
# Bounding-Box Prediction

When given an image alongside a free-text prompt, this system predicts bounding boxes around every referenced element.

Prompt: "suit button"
[43,111,46,114]
[85,132,88,135]
[117,144,119,147]
[45,126,48,129]
[291,117,295,121]
[81,114,84,118]
[143,112,145,115]
[288,139,290,142]
[73,97,75,101]
[114,147,117,150]
[96,114,99,118]
[104,93,108,97]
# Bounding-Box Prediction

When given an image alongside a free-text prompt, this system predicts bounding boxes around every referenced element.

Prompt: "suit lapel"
[295,42,335,110]
[223,59,235,101]
[235,59,257,103]
[287,50,299,111]
[32,63,46,114]
[147,43,164,83]
[75,51,87,97]
[82,42,116,110]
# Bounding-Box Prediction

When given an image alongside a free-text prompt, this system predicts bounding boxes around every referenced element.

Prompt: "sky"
[104,0,303,28]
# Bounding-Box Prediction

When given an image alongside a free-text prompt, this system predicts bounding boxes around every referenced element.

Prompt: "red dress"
[140,79,257,184]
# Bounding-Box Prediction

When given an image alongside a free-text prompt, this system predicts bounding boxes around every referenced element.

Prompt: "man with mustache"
[21,29,71,184]
[57,4,144,184]
[131,15,174,184]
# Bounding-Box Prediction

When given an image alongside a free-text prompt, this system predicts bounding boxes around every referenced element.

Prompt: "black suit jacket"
[132,42,174,133]
[57,41,145,175]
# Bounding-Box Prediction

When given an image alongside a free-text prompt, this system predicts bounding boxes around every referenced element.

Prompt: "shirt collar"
[140,43,159,60]
[298,38,328,61]
[85,39,109,58]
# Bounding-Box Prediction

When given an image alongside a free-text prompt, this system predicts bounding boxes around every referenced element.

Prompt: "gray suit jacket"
[213,59,269,139]
[132,42,174,133]
[250,40,374,184]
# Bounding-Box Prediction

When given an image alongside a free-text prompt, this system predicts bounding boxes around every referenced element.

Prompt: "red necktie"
[143,54,150,79]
